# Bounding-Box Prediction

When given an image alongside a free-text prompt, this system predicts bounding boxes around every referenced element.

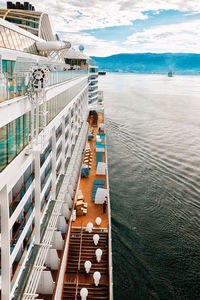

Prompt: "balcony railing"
[41,184,52,212]
[40,143,52,167]
[0,69,88,103]
[11,226,34,290]
[41,165,52,191]
[10,200,35,252]
[9,171,35,216]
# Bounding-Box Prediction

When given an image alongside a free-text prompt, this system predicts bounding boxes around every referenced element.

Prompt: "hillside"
[91,53,200,75]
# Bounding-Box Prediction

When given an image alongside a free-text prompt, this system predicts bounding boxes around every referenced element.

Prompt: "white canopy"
[96,162,106,175]
[95,188,108,204]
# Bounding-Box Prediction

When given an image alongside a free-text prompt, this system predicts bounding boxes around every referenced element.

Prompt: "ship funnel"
[93,234,100,246]
[24,2,29,10]
[84,260,92,273]
[93,271,101,286]
[7,2,13,9]
[80,288,88,300]
[95,248,102,263]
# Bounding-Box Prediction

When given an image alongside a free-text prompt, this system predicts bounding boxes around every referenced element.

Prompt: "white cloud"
[124,19,200,53]
[59,32,132,56]
[20,1,200,55]
[31,0,200,33]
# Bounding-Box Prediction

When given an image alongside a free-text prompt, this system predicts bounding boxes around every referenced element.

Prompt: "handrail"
[9,172,34,210]
[105,135,113,300]
[75,274,78,300]
[78,222,83,270]
[10,198,35,246]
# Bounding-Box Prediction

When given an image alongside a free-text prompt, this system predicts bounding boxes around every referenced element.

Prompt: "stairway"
[62,227,109,299]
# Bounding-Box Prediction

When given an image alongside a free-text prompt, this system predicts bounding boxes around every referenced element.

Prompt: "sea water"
[99,73,200,300]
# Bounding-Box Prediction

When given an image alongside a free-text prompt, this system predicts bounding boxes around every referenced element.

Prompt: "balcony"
[0,69,88,103]
[9,171,35,216]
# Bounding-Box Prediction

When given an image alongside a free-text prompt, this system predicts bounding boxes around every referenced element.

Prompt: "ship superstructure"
[0,2,113,300]
[88,63,99,104]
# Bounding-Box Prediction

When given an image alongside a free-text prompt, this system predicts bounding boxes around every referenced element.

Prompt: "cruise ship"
[0,2,113,300]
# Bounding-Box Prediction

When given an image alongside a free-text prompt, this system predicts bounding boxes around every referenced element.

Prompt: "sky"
[2,0,200,56]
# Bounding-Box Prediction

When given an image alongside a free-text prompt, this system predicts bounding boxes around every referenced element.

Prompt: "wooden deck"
[62,112,109,299]
[72,113,108,229]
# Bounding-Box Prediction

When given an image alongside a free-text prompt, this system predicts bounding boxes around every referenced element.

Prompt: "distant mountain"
[91,53,200,75]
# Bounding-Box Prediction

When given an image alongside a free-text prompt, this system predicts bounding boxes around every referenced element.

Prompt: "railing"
[9,172,34,215]
[40,143,52,167]
[105,138,114,300]
[78,222,84,271]
[41,166,52,191]
[52,145,84,299]
[48,70,88,87]
[56,144,62,160]
[41,185,52,212]
[65,117,69,127]
[10,198,35,248]
[56,128,62,142]
[75,275,79,300]
[0,69,88,103]
[11,226,34,285]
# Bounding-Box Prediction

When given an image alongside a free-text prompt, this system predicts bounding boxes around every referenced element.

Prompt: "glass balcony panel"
[11,226,34,290]
[10,172,34,215]
[11,202,34,253]
[16,116,24,153]
[0,125,7,171]
[8,120,17,163]
[23,113,29,146]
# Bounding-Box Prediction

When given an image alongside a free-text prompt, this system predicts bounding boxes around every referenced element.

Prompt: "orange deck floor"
[72,113,108,229]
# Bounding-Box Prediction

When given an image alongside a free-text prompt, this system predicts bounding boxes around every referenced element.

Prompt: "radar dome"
[79,45,84,52]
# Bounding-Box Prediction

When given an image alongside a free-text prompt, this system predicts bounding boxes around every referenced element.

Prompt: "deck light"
[93,271,101,286]
[84,260,92,273]
[93,234,100,245]
[95,248,102,263]
[80,288,88,300]
[87,222,93,233]
[95,217,102,226]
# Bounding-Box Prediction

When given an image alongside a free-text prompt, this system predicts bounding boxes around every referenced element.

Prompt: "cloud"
[59,32,132,56]
[14,1,200,55]
[32,0,200,34]
[124,19,200,53]
[31,0,148,33]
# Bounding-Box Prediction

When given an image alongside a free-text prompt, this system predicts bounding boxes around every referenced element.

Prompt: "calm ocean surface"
[99,73,200,300]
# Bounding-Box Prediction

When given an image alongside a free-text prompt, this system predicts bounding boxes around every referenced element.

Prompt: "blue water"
[99,74,200,300]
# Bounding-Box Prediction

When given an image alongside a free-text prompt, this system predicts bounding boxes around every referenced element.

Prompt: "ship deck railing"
[0,69,88,103]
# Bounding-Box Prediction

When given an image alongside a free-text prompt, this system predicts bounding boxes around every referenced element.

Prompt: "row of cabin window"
[0,79,88,172]
[0,113,30,171]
